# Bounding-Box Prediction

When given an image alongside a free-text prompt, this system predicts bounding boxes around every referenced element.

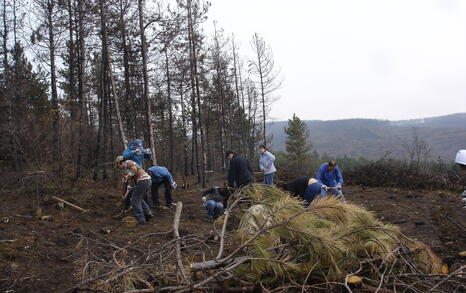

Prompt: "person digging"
[114,156,153,225]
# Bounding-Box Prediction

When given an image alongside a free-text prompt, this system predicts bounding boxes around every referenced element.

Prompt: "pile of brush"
[230,185,447,286]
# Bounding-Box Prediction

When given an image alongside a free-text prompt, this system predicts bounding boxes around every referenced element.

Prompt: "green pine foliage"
[283,114,313,173]
[232,185,444,285]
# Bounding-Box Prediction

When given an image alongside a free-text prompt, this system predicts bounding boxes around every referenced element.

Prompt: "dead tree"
[137,0,156,165]
[250,33,281,146]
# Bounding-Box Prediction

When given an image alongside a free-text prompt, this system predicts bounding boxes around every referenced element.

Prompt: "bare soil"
[0,177,465,292]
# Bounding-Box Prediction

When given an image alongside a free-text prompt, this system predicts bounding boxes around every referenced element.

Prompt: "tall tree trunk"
[164,49,174,171]
[93,60,105,180]
[232,37,246,156]
[137,0,156,165]
[187,1,199,180]
[253,34,267,146]
[75,0,85,179]
[119,0,135,139]
[100,0,127,150]
[47,0,63,179]
[213,25,226,174]
[180,82,188,176]
[67,0,76,167]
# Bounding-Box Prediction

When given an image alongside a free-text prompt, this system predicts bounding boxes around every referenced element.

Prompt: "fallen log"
[50,196,88,213]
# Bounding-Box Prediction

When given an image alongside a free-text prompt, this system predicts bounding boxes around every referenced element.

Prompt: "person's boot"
[145,213,153,222]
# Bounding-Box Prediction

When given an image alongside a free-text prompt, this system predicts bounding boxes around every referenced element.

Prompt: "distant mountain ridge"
[267,113,466,160]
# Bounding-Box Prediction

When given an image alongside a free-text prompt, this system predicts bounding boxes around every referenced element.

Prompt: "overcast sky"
[207,0,466,121]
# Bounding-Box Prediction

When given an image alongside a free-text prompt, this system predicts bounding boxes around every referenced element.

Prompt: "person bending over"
[316,160,344,196]
[201,186,227,220]
[115,156,153,224]
[148,165,177,209]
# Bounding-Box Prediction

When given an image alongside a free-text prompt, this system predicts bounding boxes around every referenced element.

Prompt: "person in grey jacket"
[259,145,276,185]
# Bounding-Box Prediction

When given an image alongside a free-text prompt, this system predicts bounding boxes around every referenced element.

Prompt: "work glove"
[132,149,142,155]
[145,148,151,153]
[321,185,327,191]
[336,184,342,190]
[171,181,177,189]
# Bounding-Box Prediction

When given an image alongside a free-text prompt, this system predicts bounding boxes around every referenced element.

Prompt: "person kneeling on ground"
[454,149,466,208]
[201,186,227,220]
[316,160,344,197]
[115,156,153,224]
[148,165,177,209]
[282,176,324,204]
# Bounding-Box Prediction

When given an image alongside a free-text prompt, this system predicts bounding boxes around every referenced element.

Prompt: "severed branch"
[51,196,88,213]
[216,195,243,260]
[173,201,189,284]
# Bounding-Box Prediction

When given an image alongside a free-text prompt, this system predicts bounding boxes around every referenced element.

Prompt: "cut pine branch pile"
[68,185,465,293]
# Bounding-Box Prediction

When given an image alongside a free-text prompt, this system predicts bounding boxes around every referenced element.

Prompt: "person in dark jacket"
[148,166,176,209]
[201,186,227,219]
[282,176,324,203]
[225,150,254,188]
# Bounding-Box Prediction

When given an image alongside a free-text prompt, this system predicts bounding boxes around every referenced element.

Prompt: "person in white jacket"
[454,149,466,208]
[259,145,276,185]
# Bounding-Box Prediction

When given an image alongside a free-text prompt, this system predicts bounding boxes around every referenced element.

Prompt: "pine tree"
[284,114,312,172]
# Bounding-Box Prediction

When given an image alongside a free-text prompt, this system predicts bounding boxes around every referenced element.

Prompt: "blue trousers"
[303,182,323,203]
[203,200,224,219]
[131,179,152,223]
[264,172,275,185]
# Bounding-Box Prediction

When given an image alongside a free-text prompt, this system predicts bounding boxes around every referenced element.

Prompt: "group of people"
[114,139,176,225]
[204,147,346,220]
[114,138,466,224]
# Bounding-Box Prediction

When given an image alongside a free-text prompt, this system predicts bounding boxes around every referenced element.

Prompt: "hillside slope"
[268,113,466,160]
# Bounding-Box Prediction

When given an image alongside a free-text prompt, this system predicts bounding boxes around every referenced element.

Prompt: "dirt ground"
[0,176,465,293]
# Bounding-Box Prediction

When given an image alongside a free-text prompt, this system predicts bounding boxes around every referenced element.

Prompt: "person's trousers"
[203,200,224,219]
[264,172,275,185]
[303,182,323,203]
[131,179,152,223]
[151,179,173,207]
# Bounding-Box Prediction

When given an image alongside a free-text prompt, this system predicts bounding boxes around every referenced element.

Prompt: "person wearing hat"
[115,156,153,224]
[122,139,152,169]
[454,150,466,208]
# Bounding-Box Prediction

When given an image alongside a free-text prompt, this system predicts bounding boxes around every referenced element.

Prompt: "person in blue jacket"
[316,160,344,196]
[122,139,152,168]
[259,145,276,185]
[282,176,324,204]
[148,165,176,209]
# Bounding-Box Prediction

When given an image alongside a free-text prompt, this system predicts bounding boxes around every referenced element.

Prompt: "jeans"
[303,182,323,203]
[151,179,173,207]
[203,200,224,219]
[264,172,275,185]
[131,179,152,223]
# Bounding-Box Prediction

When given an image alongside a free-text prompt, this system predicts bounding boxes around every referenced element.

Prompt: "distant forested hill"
[267,113,466,160]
